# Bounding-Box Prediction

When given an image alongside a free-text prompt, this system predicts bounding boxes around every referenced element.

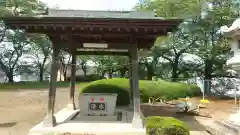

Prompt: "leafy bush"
[145,116,190,135]
[80,78,201,106]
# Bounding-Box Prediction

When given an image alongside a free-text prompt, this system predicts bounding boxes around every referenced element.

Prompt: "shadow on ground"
[0,122,17,128]
[141,103,207,131]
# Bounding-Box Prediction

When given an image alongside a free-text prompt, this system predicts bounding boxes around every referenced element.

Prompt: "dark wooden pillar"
[129,44,144,128]
[68,51,76,110]
[43,46,59,127]
[128,55,133,107]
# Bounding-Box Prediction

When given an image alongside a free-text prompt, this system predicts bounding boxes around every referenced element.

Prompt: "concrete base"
[28,107,146,135]
[42,115,57,127]
[132,116,144,128]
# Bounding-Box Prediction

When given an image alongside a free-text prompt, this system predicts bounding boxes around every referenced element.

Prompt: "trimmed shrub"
[79,78,201,106]
[188,84,202,96]
[80,78,130,106]
[139,80,200,102]
[145,116,190,135]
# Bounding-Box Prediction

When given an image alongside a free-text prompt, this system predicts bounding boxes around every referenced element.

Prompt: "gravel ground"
[0,88,79,135]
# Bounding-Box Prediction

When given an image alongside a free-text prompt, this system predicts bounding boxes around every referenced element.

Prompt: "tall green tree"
[115,56,129,77]
[135,0,234,86]
[29,35,52,82]
[0,0,46,17]
[0,0,47,83]
[77,56,91,77]
[188,0,233,95]
[152,29,198,81]
[92,56,128,78]
[135,0,203,81]
[134,0,202,18]
[0,29,29,83]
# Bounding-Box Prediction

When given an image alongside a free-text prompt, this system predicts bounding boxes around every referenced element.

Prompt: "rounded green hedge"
[80,78,201,106]
[80,78,130,106]
[145,116,190,135]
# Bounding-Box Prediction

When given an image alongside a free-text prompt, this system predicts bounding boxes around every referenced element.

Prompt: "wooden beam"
[52,42,153,50]
[22,27,167,36]
[49,35,154,50]
[129,55,133,107]
[130,43,143,128]
[43,46,59,127]
[52,41,136,49]
[51,37,154,45]
[76,51,129,56]
[4,19,181,28]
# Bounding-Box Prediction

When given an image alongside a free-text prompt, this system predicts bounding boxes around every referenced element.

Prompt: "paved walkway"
[190,131,210,135]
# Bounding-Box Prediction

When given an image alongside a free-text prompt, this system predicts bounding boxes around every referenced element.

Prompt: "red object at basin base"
[100,98,104,102]
[90,98,94,102]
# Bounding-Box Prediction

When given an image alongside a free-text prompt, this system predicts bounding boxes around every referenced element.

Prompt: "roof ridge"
[48,9,153,13]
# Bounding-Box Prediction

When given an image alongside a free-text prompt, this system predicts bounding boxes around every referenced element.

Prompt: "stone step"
[205,120,240,135]
[215,120,240,135]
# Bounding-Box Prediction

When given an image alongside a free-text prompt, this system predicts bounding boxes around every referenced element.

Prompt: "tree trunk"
[39,66,44,82]
[63,71,67,81]
[101,70,106,78]
[82,66,87,77]
[39,57,47,82]
[119,67,127,77]
[204,59,213,96]
[7,71,14,83]
[146,65,154,80]
[171,59,179,82]
[8,76,14,83]
[109,69,113,78]
[81,62,87,77]
[61,63,68,81]
[83,70,87,77]
[120,70,125,77]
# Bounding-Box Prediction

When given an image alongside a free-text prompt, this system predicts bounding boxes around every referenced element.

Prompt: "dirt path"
[0,88,79,135]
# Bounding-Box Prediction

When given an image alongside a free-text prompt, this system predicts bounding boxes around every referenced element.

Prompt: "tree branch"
[8,50,15,69]
[177,38,197,57]
[0,26,6,43]
[161,54,173,63]
[172,46,178,55]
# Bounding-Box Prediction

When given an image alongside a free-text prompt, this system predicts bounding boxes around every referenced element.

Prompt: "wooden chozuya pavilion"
[2,9,182,135]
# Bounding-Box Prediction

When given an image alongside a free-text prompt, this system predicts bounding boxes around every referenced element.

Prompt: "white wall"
[0,75,6,83]
[19,73,39,82]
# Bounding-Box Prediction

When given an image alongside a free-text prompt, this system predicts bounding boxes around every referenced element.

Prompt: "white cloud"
[40,0,139,10]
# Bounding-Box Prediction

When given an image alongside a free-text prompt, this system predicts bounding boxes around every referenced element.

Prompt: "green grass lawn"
[0,81,89,90]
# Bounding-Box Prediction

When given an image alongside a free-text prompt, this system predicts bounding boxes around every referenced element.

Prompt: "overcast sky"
[40,0,139,10]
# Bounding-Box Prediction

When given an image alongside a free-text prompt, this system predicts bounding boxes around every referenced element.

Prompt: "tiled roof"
[38,9,164,19]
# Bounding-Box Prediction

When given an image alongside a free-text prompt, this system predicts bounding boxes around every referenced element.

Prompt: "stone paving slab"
[190,131,210,135]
